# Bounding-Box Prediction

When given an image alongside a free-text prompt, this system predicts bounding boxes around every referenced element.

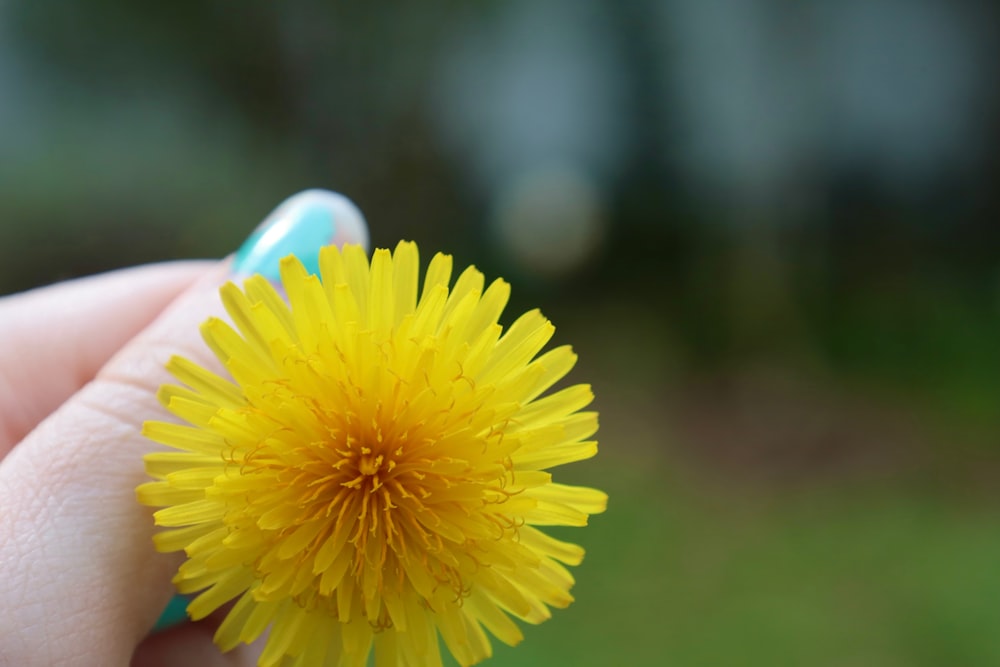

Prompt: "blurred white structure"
[656,0,995,204]
[431,0,630,278]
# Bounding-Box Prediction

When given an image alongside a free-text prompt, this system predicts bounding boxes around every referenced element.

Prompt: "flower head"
[138,241,606,667]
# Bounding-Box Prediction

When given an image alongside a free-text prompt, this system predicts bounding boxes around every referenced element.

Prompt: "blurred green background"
[3,1,1000,665]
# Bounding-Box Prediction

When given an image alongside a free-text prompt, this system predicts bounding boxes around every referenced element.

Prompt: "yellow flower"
[138,241,607,667]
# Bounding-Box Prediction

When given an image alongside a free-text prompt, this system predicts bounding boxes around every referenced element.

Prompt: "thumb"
[0,190,369,666]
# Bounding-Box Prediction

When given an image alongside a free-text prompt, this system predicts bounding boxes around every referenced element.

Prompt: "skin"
[0,261,264,666]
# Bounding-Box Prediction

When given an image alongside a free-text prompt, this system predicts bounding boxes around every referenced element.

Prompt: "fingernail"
[233,189,370,281]
[152,594,189,632]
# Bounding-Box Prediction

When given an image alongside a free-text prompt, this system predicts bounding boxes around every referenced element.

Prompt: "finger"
[0,261,214,454]
[131,623,250,667]
[0,190,369,666]
[131,611,266,667]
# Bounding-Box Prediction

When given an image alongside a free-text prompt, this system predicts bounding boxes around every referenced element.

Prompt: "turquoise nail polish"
[234,189,370,281]
[153,594,189,632]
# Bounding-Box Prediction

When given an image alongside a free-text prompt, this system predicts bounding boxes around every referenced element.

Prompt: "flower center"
[344,444,397,493]
[358,451,384,476]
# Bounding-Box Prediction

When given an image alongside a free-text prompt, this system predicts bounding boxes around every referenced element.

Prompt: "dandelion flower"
[138,241,607,667]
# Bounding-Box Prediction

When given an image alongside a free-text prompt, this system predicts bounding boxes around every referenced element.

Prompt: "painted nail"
[153,594,190,632]
[233,189,370,281]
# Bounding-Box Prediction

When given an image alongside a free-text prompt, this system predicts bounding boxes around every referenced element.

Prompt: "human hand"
[0,191,369,667]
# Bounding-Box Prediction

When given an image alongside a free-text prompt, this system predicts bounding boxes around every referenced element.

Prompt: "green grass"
[437,458,1000,667]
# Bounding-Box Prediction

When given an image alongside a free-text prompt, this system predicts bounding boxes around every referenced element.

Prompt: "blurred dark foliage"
[3,1,999,395]
[1,0,1000,418]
